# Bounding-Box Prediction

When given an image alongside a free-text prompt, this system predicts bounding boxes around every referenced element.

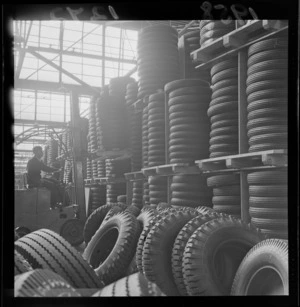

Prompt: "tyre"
[102,206,125,226]
[207,174,240,187]
[92,272,166,296]
[83,203,120,244]
[212,196,240,206]
[247,170,287,185]
[231,239,288,295]
[15,250,33,276]
[249,207,288,219]
[182,216,265,295]
[249,185,287,197]
[15,229,103,294]
[143,210,199,295]
[249,196,288,208]
[213,185,240,196]
[60,219,85,247]
[14,269,81,297]
[171,214,218,295]
[83,211,142,285]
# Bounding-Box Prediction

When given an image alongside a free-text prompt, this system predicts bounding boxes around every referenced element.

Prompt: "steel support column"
[70,90,86,221]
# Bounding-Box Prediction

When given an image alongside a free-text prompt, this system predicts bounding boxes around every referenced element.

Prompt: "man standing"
[27,146,64,208]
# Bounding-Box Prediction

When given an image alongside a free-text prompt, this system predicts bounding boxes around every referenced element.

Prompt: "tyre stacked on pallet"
[109,76,135,102]
[132,180,144,208]
[199,20,235,47]
[142,104,150,206]
[88,97,98,153]
[63,160,73,184]
[88,184,106,215]
[105,158,131,178]
[98,95,129,151]
[126,81,142,172]
[46,139,58,167]
[207,174,241,216]
[246,37,288,152]
[42,144,48,165]
[147,92,166,167]
[106,183,126,204]
[148,176,168,206]
[165,79,211,164]
[137,24,180,100]
[86,143,92,180]
[208,56,239,157]
[97,160,106,178]
[247,170,288,239]
[170,175,212,208]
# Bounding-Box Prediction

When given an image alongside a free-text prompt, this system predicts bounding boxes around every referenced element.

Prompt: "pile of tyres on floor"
[14,202,288,296]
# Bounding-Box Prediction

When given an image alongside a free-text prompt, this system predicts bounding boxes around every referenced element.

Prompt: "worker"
[27,146,64,209]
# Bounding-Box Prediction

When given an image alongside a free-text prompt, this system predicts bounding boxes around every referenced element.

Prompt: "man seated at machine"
[27,146,64,209]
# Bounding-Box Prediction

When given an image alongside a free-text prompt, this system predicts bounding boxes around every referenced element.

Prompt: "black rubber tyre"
[15,227,31,239]
[249,185,287,197]
[247,89,288,104]
[213,185,240,196]
[124,205,142,217]
[251,218,288,231]
[207,101,238,118]
[170,183,205,192]
[211,86,238,100]
[207,174,240,187]
[171,214,218,295]
[213,205,241,215]
[249,196,288,208]
[195,206,216,215]
[15,250,33,275]
[60,219,85,247]
[142,210,199,296]
[231,239,288,295]
[246,69,287,85]
[14,269,81,297]
[248,37,288,58]
[247,125,287,137]
[136,210,173,274]
[249,207,288,219]
[168,86,207,98]
[211,68,238,85]
[92,272,166,296]
[15,229,104,293]
[257,229,288,239]
[102,206,125,226]
[83,203,121,244]
[247,170,287,185]
[249,143,287,152]
[182,216,265,295]
[83,211,142,285]
[165,79,210,93]
[211,119,238,130]
[210,135,238,145]
[212,196,240,206]
[210,112,237,123]
[248,133,287,145]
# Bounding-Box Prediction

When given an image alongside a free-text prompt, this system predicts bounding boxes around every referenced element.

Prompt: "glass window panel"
[84,33,102,45]
[21,112,35,120]
[51,114,64,121]
[37,71,59,82]
[62,62,82,74]
[40,25,59,38]
[37,113,51,120]
[30,24,40,36]
[106,27,121,38]
[19,68,38,80]
[64,21,83,31]
[62,55,82,64]
[82,75,101,87]
[63,29,82,43]
[62,74,79,85]
[51,94,65,102]
[82,65,101,77]
[37,106,51,114]
[22,56,38,69]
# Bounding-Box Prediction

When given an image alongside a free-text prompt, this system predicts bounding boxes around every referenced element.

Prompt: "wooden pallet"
[124,171,145,181]
[191,20,288,65]
[195,150,287,173]
[142,163,201,177]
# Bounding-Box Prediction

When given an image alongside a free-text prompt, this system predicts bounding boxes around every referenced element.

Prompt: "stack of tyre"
[88,97,98,153]
[170,175,212,208]
[42,144,48,165]
[199,20,235,47]
[105,158,131,178]
[131,180,144,208]
[165,79,211,164]
[208,56,239,157]
[207,174,241,216]
[247,170,288,239]
[88,184,107,215]
[46,139,58,167]
[106,183,127,204]
[148,176,168,206]
[147,92,166,167]
[98,95,129,151]
[137,24,180,100]
[95,97,105,152]
[86,143,92,180]
[109,76,135,102]
[63,160,73,184]
[142,104,150,205]
[125,82,142,172]
[246,36,288,152]
[97,160,106,178]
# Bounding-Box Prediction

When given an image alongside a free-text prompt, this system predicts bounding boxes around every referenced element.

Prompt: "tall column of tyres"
[142,104,149,168]
[80,117,89,180]
[46,139,58,167]
[88,184,106,215]
[105,158,131,178]
[143,182,150,207]
[86,143,92,180]
[95,97,105,152]
[208,57,239,158]
[149,176,168,206]
[106,183,126,204]
[247,170,288,239]
[109,76,136,102]
[137,24,180,100]
[170,174,213,208]
[165,79,211,164]
[199,20,235,47]
[126,82,142,171]
[148,92,166,167]
[91,159,98,179]
[98,96,128,150]
[88,97,97,153]
[182,27,210,81]
[97,160,106,178]
[63,159,73,184]
[132,180,144,208]
[207,174,241,216]
[246,37,288,152]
